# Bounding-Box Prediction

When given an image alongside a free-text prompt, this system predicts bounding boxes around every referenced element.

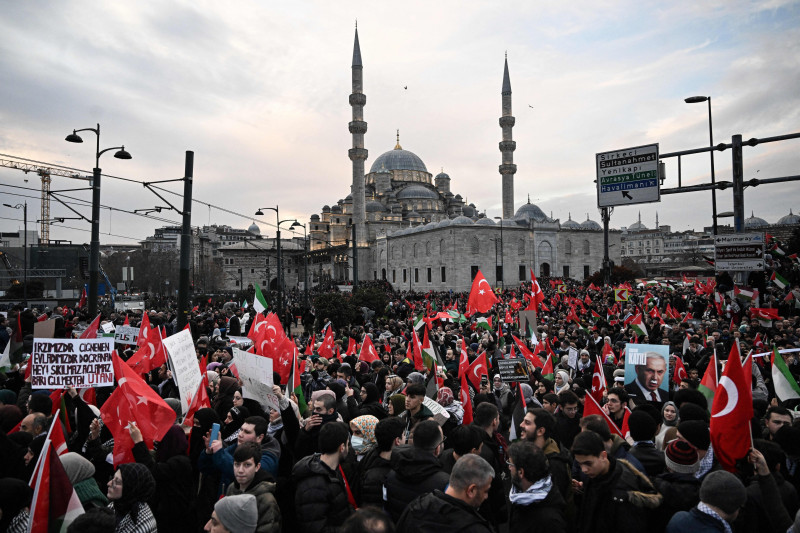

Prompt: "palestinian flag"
[420,327,442,370]
[699,349,718,409]
[413,313,425,331]
[772,347,800,402]
[287,345,308,416]
[28,439,85,532]
[628,314,648,337]
[734,285,758,303]
[509,382,527,442]
[769,243,786,257]
[541,353,555,381]
[253,283,268,314]
[590,310,602,322]
[475,316,493,332]
[771,271,789,290]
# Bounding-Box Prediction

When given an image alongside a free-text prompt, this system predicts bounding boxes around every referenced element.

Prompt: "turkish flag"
[126,315,168,374]
[304,334,315,357]
[101,352,175,466]
[750,307,779,320]
[183,373,211,428]
[466,270,499,315]
[247,312,267,342]
[318,327,335,359]
[459,372,473,426]
[411,329,425,371]
[512,334,541,369]
[123,315,130,326]
[79,314,102,339]
[589,355,607,404]
[346,337,357,357]
[268,336,296,385]
[672,356,688,386]
[602,342,616,365]
[358,335,379,364]
[466,352,489,391]
[458,340,470,377]
[583,392,623,438]
[710,343,753,472]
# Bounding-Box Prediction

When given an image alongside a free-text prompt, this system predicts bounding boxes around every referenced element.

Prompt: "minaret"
[349,25,368,246]
[499,53,517,220]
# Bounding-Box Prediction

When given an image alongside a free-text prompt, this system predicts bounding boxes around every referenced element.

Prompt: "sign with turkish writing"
[623,343,670,402]
[162,329,202,415]
[30,338,114,389]
[114,325,140,345]
[714,233,765,271]
[232,347,277,411]
[497,358,530,382]
[596,143,660,207]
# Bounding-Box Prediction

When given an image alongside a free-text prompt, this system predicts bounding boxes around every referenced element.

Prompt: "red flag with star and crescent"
[100,352,175,466]
[126,313,168,374]
[467,270,499,316]
[466,352,489,391]
[318,327,335,359]
[358,335,379,364]
[590,355,607,404]
[672,356,688,386]
[346,337,358,357]
[710,342,753,472]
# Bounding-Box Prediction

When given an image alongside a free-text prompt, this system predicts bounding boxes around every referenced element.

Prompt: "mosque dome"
[247,221,261,235]
[451,215,474,226]
[310,214,320,222]
[628,215,648,231]
[397,184,439,200]
[581,215,602,231]
[462,204,477,217]
[514,200,548,222]
[777,209,800,225]
[331,205,342,214]
[475,218,496,226]
[436,218,452,228]
[322,205,331,213]
[435,171,450,180]
[561,214,581,230]
[744,212,769,229]
[366,201,386,213]
[369,147,428,173]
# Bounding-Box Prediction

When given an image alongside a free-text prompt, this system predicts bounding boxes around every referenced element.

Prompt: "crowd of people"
[1,265,800,533]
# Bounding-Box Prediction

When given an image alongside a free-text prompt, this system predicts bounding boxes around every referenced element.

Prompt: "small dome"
[407,209,422,219]
[435,171,450,180]
[310,214,320,221]
[514,201,548,222]
[369,148,428,173]
[344,194,353,202]
[745,212,769,229]
[581,214,602,230]
[454,194,463,201]
[322,205,331,213]
[366,201,386,213]
[451,215,474,226]
[436,218,452,228]
[397,185,439,200]
[661,257,673,263]
[777,209,800,225]
[561,213,581,230]
[462,204,476,217]
[628,213,648,230]
[475,217,496,226]
[247,221,261,235]
[331,205,342,214]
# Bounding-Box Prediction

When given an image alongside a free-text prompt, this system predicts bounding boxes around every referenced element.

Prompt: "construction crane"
[0,155,90,246]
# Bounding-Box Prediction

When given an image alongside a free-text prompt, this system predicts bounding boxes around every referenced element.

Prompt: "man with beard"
[507,441,567,533]
[625,353,668,404]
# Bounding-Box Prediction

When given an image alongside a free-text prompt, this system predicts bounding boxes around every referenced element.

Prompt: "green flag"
[253,284,268,314]
[772,347,800,402]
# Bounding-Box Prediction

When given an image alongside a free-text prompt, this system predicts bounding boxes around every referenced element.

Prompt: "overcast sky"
[1,0,799,246]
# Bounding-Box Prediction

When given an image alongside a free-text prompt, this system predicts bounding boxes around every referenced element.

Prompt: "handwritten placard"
[114,325,140,345]
[233,347,277,411]
[31,338,114,389]
[162,329,202,415]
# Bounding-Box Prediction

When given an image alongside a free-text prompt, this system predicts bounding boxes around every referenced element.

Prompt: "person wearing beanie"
[676,420,715,479]
[653,440,702,531]
[60,452,108,511]
[667,469,748,532]
[206,494,258,533]
[627,410,666,477]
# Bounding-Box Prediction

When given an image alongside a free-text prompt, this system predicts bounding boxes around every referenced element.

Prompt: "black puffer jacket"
[292,454,352,533]
[384,445,450,522]
[508,483,567,533]
[396,490,494,533]
[355,447,391,507]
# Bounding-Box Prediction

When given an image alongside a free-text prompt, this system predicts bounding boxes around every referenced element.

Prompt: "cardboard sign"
[623,343,670,402]
[422,396,451,426]
[497,358,530,382]
[100,322,115,334]
[232,347,277,411]
[567,347,579,369]
[114,325,140,345]
[30,338,114,389]
[162,329,202,415]
[33,319,57,339]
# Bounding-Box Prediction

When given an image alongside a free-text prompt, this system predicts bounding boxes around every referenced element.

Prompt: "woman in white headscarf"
[554,369,571,395]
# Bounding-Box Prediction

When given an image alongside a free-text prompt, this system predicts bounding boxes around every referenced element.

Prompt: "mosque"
[305,29,621,292]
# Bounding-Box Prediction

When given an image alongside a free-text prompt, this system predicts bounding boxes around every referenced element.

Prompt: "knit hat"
[678,402,709,423]
[407,372,425,385]
[215,494,258,533]
[677,420,710,451]
[699,470,746,514]
[664,440,700,474]
[613,369,625,382]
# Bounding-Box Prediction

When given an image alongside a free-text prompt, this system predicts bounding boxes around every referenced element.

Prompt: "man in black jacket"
[396,453,495,533]
[507,441,567,533]
[472,402,508,528]
[355,416,405,507]
[292,422,353,533]
[384,420,449,522]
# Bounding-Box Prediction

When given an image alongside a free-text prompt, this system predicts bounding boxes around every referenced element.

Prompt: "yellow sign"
[614,288,629,301]
[556,284,567,294]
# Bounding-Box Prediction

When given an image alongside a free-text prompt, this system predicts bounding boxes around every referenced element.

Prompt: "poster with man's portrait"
[623,344,670,403]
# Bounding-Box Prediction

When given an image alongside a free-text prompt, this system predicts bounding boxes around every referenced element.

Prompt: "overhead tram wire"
[0,215,144,242]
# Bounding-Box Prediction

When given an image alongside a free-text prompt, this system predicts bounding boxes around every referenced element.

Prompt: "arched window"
[425,241,431,255]
[517,239,525,256]
[402,245,406,258]
[565,240,572,254]
[469,236,479,255]
[584,240,590,254]
[538,241,553,263]
[440,239,446,255]
[413,243,418,258]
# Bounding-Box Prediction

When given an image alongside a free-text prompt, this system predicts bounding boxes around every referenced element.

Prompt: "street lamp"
[684,96,717,235]
[66,124,131,317]
[255,206,295,320]
[4,202,27,308]
[494,216,504,289]
[290,220,309,310]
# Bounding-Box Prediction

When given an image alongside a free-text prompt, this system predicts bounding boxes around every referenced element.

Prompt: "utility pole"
[177,151,194,331]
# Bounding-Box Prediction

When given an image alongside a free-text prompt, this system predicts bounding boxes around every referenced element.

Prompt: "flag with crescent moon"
[710,343,753,472]
[466,270,499,316]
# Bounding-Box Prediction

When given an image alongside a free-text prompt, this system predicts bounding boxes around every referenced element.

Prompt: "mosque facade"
[306,29,621,292]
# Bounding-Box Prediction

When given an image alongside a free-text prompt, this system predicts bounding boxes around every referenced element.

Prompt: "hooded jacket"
[292,454,352,533]
[226,469,281,533]
[395,490,494,533]
[508,480,567,533]
[355,446,392,507]
[384,445,450,522]
[198,436,281,495]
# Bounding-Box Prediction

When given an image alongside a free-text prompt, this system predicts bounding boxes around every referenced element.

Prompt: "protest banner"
[30,338,114,389]
[100,322,115,334]
[497,358,530,383]
[233,347,279,411]
[623,343,670,402]
[568,347,579,369]
[33,319,57,339]
[227,336,254,349]
[114,325,140,345]
[162,329,202,415]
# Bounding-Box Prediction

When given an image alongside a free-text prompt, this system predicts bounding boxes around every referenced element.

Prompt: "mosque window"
[425,241,431,255]
[441,267,446,283]
[402,245,406,258]
[565,240,572,254]
[413,243,418,258]
[584,240,590,254]
[393,270,396,283]
[469,236,479,255]
[403,269,407,283]
[440,239,446,255]
[563,265,570,278]
[518,265,526,281]
[427,268,432,283]
[518,239,525,256]
[584,265,590,278]
[415,269,419,283]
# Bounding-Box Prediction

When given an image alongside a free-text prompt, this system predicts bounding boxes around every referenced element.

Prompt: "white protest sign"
[114,325,140,345]
[568,347,579,369]
[162,329,202,415]
[228,336,254,348]
[100,321,115,334]
[233,347,278,411]
[423,396,450,427]
[30,338,114,389]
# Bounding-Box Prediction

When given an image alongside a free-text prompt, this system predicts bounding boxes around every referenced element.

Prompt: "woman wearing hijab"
[356,383,387,420]
[388,394,406,417]
[212,377,240,420]
[554,370,571,395]
[382,375,405,406]
[60,452,108,510]
[221,405,250,445]
[436,387,464,425]
[349,415,379,460]
[0,478,32,533]
[655,401,680,450]
[107,462,157,533]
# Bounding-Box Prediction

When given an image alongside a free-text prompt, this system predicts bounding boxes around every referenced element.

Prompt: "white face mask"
[351,435,366,453]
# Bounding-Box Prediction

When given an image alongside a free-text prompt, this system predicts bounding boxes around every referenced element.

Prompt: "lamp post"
[494,216,504,289]
[684,96,717,235]
[290,220,309,311]
[4,202,27,308]
[65,124,131,317]
[255,207,295,320]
